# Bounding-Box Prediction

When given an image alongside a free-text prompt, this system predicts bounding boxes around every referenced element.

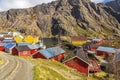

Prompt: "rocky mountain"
[106,0,120,12]
[0,0,120,38]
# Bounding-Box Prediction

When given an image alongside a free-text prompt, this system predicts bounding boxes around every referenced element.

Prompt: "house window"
[23,51,27,55]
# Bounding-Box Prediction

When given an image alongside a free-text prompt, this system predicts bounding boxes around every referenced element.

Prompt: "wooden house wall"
[96,51,109,57]
[12,47,18,55]
[31,49,39,54]
[72,41,87,45]
[32,52,46,59]
[19,50,31,56]
[65,57,89,76]
[0,46,5,51]
[92,40,104,45]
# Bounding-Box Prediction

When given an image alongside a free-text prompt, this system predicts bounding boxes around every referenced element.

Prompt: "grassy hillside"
[22,57,87,80]
[20,57,114,80]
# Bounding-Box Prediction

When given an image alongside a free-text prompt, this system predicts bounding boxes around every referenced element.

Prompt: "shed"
[63,48,89,76]
[5,43,16,54]
[96,46,116,57]
[12,46,31,56]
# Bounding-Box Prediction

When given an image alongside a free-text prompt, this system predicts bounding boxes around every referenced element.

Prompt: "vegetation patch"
[21,57,87,80]
[33,65,66,80]
[0,58,3,64]
[21,57,114,80]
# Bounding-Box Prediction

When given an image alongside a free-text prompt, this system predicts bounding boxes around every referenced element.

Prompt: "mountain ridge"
[0,0,120,38]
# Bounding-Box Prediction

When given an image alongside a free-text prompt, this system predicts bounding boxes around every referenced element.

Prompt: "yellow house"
[33,36,39,44]
[24,35,34,43]
[14,36,23,43]
[71,36,87,46]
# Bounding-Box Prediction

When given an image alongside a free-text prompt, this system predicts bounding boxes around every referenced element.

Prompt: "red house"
[32,49,53,59]
[12,46,31,56]
[96,46,116,57]
[92,38,104,45]
[89,59,101,72]
[28,44,41,54]
[32,46,66,61]
[84,42,99,51]
[0,43,6,51]
[46,47,65,61]
[63,48,89,76]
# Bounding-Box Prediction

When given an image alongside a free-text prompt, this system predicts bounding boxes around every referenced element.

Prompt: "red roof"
[71,36,87,41]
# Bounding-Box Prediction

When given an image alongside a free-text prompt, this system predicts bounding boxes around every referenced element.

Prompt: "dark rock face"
[98,3,120,23]
[106,0,120,12]
[0,0,120,37]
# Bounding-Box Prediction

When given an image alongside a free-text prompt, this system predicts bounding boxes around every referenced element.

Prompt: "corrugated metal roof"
[39,49,54,59]
[0,43,6,46]
[37,46,65,59]
[46,46,65,56]
[2,39,14,43]
[28,44,41,49]
[5,43,16,49]
[92,38,102,41]
[97,46,116,53]
[17,42,30,46]
[63,48,89,64]
[16,46,31,51]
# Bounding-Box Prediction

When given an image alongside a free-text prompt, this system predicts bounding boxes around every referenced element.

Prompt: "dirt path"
[0,52,33,80]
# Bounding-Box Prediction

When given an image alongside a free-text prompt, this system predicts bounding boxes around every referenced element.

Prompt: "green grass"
[20,56,115,80]
[33,65,66,80]
[21,57,87,80]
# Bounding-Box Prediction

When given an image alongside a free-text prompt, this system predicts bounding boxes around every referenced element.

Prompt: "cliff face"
[0,0,120,38]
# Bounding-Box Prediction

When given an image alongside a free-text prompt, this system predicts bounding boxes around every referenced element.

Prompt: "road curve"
[0,52,33,80]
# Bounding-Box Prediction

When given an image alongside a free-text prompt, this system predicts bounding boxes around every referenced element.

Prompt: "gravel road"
[0,52,33,80]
